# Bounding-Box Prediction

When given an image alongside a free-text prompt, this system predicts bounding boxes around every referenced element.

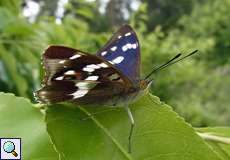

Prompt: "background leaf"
[46,94,221,160]
[0,45,28,97]
[0,92,58,160]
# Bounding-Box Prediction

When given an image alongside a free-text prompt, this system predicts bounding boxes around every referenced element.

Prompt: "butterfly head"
[139,79,153,91]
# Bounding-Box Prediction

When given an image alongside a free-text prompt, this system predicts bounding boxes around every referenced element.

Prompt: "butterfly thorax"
[106,79,152,107]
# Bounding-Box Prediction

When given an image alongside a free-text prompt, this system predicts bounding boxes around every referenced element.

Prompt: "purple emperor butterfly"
[35,25,198,153]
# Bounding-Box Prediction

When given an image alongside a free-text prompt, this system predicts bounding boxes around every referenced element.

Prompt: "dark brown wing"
[35,45,133,104]
[35,80,126,105]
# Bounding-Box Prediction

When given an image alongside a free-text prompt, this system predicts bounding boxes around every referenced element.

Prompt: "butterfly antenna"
[144,50,198,80]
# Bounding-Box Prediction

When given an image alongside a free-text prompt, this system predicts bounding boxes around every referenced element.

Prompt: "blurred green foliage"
[0,0,229,127]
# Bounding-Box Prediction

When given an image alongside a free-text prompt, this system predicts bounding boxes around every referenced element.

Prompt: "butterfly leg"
[125,105,134,153]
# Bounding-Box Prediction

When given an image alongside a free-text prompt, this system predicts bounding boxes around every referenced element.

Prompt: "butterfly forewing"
[35,45,133,104]
[96,25,140,86]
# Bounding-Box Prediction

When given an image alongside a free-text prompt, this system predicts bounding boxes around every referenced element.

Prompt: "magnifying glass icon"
[3,141,18,157]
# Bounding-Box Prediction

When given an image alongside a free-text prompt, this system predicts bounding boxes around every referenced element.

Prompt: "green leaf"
[0,92,58,160]
[46,93,221,160]
[196,127,230,160]
[0,45,28,97]
[0,0,22,15]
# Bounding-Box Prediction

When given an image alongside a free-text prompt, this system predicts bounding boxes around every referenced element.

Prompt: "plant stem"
[197,132,230,144]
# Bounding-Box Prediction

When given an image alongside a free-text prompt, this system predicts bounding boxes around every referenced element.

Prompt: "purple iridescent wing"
[97,25,140,86]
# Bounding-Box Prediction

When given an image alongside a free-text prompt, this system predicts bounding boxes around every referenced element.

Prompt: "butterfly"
[34,24,197,153]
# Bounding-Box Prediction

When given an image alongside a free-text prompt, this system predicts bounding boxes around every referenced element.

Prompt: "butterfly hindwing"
[97,25,140,86]
[36,80,127,105]
[35,45,133,104]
